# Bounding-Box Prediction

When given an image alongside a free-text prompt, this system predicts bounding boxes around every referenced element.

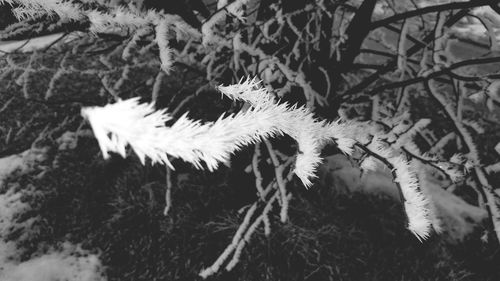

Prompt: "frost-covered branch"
[199,157,295,279]
[1,0,201,75]
[81,78,354,187]
[82,78,434,243]
[422,80,500,242]
[356,139,431,241]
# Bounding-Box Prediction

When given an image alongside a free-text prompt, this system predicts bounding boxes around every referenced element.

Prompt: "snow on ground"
[0,153,24,187]
[0,147,49,186]
[0,149,107,281]
[0,242,106,281]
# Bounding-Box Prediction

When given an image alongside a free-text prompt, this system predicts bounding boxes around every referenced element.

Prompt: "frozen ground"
[0,148,106,281]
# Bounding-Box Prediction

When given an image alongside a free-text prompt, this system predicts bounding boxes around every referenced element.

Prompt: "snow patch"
[0,150,107,281]
[0,243,105,281]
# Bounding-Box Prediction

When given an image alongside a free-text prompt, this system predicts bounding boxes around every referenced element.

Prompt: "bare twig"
[163,165,173,216]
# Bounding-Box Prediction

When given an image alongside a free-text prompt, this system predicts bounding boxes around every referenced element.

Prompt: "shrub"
[1,0,500,279]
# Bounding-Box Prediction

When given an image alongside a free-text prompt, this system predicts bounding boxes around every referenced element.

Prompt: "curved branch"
[339,8,484,100]
[371,0,492,30]
[368,56,500,94]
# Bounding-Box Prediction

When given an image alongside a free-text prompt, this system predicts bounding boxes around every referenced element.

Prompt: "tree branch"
[368,56,500,94]
[370,0,493,30]
[339,8,473,100]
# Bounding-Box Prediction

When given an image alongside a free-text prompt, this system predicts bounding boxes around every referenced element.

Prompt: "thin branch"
[370,0,492,30]
[41,32,68,52]
[163,165,173,216]
[355,142,406,207]
[264,139,290,223]
[340,8,472,100]
[368,56,500,94]
[423,80,500,242]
